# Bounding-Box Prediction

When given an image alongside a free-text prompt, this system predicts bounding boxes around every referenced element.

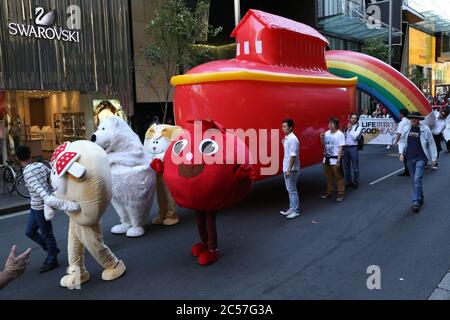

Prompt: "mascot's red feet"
[198,250,220,266]
[191,243,207,257]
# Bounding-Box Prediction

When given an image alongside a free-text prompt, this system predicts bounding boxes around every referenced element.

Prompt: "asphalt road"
[1,145,450,300]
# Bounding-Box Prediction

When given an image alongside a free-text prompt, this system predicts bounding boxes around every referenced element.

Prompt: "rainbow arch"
[326,50,431,121]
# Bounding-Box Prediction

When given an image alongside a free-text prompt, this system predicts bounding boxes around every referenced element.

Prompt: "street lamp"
[234,0,241,26]
[388,0,392,65]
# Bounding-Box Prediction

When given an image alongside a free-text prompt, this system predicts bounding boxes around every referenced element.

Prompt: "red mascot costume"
[151,120,255,266]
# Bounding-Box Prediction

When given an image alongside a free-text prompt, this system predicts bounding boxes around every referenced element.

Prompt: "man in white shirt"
[343,113,363,189]
[432,108,448,169]
[320,117,346,202]
[394,109,411,176]
[280,119,301,219]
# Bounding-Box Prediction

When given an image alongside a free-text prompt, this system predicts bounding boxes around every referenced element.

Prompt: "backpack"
[356,125,364,150]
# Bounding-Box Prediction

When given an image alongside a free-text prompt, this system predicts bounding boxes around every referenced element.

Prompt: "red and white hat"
[50,142,71,164]
[50,142,86,179]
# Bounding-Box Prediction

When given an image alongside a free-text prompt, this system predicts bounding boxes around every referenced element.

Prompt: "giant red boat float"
[170,9,430,180]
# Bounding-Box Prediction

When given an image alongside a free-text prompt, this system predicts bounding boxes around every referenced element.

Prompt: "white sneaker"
[286,212,300,219]
[280,210,292,216]
[432,165,438,170]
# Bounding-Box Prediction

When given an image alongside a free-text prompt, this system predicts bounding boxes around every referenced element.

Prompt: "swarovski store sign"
[8,5,81,43]
[0,0,133,114]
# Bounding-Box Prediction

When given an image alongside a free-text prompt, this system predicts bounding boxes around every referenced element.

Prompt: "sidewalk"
[429,271,450,300]
[0,192,29,216]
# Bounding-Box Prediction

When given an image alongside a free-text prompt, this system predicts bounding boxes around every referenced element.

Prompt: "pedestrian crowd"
[280,100,450,220]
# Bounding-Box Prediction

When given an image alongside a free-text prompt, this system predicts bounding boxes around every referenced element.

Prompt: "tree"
[143,0,222,123]
[362,38,391,63]
[406,66,430,92]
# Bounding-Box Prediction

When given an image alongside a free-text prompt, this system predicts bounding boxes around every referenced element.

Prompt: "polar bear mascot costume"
[144,124,183,226]
[45,141,126,288]
[91,116,156,238]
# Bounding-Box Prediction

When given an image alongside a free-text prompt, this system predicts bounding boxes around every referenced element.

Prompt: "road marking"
[369,168,404,186]
[0,210,29,221]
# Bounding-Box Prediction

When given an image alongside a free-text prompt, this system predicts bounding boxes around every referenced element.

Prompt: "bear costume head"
[144,124,183,161]
[50,140,112,226]
[163,120,255,212]
[91,116,148,165]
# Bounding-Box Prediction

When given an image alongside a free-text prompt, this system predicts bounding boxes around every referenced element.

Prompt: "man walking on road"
[320,118,346,202]
[280,119,301,219]
[395,109,411,177]
[16,146,79,273]
[398,112,438,213]
[343,113,363,189]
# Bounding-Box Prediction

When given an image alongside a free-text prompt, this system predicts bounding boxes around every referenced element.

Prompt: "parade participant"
[154,120,256,266]
[16,146,78,273]
[0,246,31,289]
[320,118,346,202]
[146,124,183,226]
[398,112,437,213]
[431,108,448,169]
[360,109,370,119]
[444,106,450,153]
[45,141,126,288]
[280,119,301,219]
[395,109,411,177]
[343,113,363,189]
[91,116,156,238]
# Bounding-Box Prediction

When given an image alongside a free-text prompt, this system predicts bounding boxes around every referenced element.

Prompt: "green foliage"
[407,66,429,90]
[362,38,391,63]
[143,0,222,122]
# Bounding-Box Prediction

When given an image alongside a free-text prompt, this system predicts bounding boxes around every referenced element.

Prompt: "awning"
[412,11,450,34]
[318,13,402,42]
[402,4,425,24]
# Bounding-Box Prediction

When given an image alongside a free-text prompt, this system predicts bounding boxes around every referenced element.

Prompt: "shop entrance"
[29,98,46,128]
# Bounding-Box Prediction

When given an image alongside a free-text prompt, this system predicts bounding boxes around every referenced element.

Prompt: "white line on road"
[0,210,29,221]
[369,168,404,186]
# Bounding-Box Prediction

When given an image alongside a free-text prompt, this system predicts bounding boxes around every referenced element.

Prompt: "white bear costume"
[91,116,156,238]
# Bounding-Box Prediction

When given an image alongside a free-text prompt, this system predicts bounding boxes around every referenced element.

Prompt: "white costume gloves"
[44,195,81,221]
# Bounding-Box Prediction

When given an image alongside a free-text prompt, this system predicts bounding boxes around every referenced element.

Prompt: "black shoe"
[345,184,353,189]
[412,204,421,213]
[39,262,59,273]
[398,172,410,177]
[352,183,359,189]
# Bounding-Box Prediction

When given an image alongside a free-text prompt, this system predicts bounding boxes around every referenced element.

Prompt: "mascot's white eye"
[199,139,219,155]
[173,139,188,155]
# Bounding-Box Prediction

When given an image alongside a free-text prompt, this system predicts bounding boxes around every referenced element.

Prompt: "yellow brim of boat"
[171,70,358,87]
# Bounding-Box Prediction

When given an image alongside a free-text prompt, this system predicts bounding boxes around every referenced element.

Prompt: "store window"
[1,90,87,160]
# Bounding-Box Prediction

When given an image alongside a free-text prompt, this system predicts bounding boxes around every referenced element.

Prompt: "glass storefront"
[0,90,128,162]
[408,27,450,96]
[0,0,133,164]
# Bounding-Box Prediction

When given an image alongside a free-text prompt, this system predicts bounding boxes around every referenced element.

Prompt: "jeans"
[25,209,58,264]
[343,146,360,185]
[284,171,300,213]
[407,159,425,205]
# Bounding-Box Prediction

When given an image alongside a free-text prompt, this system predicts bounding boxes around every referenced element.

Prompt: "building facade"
[0,0,133,161]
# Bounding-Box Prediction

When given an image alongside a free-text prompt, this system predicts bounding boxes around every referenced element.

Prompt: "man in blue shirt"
[398,112,438,213]
[280,119,301,219]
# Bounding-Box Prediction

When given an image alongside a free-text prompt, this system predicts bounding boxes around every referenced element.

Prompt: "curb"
[0,204,30,217]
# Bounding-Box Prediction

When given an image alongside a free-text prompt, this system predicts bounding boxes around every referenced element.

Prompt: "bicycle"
[1,161,16,194]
